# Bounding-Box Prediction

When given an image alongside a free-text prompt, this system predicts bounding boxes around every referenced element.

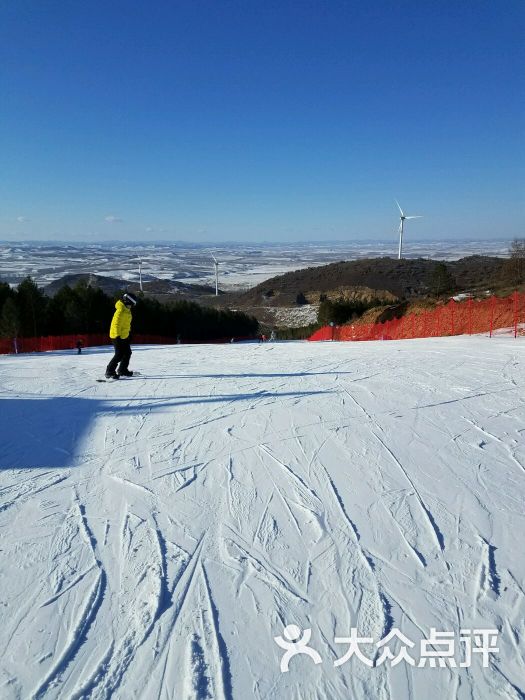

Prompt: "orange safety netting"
[309,291,525,343]
[0,333,254,355]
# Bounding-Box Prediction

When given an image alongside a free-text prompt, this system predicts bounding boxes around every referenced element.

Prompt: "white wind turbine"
[211,254,219,296]
[396,200,422,259]
[138,259,143,292]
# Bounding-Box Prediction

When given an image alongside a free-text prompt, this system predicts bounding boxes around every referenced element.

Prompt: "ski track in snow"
[0,336,524,699]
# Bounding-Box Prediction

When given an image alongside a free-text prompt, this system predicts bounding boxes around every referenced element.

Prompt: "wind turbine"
[211,254,219,296]
[138,259,143,292]
[396,200,422,259]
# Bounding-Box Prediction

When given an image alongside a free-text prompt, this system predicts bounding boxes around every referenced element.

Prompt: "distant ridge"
[229,255,507,306]
[44,273,218,299]
[44,274,125,296]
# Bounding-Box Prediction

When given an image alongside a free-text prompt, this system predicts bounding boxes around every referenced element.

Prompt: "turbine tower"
[138,259,143,292]
[211,254,219,296]
[396,200,422,259]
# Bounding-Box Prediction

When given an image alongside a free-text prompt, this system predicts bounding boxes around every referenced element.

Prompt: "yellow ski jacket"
[109,300,132,339]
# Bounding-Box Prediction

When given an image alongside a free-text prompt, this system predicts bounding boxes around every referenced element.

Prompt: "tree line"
[0,278,259,341]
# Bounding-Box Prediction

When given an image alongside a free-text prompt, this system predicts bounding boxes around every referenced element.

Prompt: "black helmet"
[123,292,138,307]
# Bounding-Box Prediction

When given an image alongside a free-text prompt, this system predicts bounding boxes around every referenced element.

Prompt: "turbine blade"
[395,199,404,217]
[405,216,422,220]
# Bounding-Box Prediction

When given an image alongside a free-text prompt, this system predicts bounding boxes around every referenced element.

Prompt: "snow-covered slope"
[0,337,524,699]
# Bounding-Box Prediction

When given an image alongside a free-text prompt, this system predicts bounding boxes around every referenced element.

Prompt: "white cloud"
[16,216,30,223]
[104,215,123,223]
[145,226,168,234]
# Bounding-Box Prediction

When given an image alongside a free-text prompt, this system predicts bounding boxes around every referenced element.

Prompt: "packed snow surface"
[0,337,524,699]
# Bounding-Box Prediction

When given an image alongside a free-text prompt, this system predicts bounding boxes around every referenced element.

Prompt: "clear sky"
[1,1,524,243]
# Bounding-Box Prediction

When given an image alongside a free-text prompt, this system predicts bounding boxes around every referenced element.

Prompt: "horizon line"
[0,237,515,247]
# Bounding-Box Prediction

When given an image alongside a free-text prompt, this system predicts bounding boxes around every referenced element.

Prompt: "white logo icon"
[274,625,323,672]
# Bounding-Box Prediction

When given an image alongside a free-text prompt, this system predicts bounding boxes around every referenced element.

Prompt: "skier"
[105,292,137,379]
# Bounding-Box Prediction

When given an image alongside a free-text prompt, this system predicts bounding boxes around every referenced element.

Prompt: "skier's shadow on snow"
[49,348,114,356]
[0,396,105,469]
[0,389,333,469]
[107,389,334,411]
[146,371,354,379]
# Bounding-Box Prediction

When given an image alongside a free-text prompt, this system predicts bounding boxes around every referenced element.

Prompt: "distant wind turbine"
[211,254,219,296]
[138,259,143,292]
[396,200,422,259]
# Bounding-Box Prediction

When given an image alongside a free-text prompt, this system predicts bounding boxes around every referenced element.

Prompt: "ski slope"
[0,337,524,699]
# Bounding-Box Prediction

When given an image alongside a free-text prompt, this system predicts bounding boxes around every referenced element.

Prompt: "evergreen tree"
[0,282,13,313]
[318,298,367,325]
[16,277,47,336]
[83,286,114,333]
[46,287,70,335]
[46,286,82,334]
[0,297,21,338]
[429,263,456,297]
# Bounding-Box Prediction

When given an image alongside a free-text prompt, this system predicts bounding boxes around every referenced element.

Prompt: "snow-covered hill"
[1,337,524,699]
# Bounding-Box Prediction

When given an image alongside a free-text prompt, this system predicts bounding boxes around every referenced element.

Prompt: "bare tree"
[507,238,525,285]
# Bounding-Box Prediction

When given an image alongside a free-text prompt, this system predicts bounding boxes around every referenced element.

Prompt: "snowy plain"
[0,336,524,699]
[0,239,511,289]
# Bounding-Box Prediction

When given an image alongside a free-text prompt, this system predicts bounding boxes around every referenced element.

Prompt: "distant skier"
[76,338,83,354]
[105,292,137,379]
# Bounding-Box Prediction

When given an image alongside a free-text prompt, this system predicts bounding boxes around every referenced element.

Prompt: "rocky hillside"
[226,255,506,307]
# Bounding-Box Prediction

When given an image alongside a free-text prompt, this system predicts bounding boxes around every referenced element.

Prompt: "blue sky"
[1,1,523,243]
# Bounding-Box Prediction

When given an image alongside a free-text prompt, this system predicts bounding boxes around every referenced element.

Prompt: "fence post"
[468,298,472,335]
[489,295,495,338]
[514,290,519,338]
[450,301,455,336]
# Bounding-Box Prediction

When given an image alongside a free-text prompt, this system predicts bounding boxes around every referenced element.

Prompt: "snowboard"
[96,371,141,383]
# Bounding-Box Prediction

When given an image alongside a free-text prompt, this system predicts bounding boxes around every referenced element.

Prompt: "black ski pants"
[106,337,132,375]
